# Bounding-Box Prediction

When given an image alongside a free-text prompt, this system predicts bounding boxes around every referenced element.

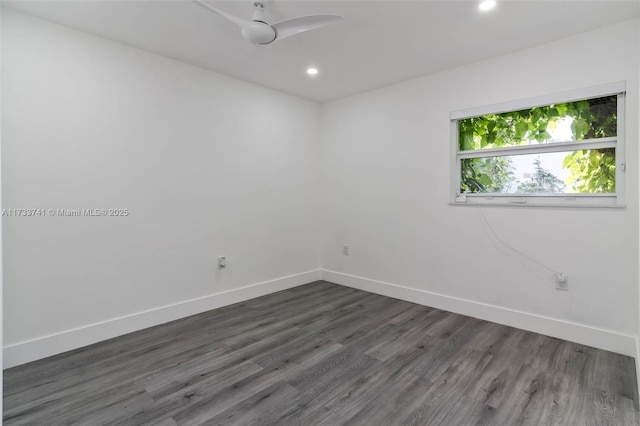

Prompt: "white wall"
[2,9,321,367]
[3,9,640,368]
[320,19,640,355]
[637,15,640,401]
[1,4,4,414]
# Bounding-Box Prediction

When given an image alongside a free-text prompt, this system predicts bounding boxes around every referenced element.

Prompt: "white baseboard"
[636,337,640,398]
[321,269,637,357]
[6,268,635,369]
[4,269,322,369]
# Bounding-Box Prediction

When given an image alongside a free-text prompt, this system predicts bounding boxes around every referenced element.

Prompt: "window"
[450,82,626,207]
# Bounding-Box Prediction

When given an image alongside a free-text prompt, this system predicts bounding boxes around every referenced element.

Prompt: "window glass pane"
[458,96,617,151]
[460,149,615,194]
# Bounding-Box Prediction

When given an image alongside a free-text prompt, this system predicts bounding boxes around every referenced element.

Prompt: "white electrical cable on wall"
[479,207,560,275]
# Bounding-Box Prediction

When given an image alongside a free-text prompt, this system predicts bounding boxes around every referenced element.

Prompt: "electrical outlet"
[554,273,568,291]
[217,256,226,269]
[343,244,349,256]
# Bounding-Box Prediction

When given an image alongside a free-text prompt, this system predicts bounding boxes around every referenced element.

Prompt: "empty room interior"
[2,0,640,424]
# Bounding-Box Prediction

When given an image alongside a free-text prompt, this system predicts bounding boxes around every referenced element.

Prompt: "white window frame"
[450,82,626,208]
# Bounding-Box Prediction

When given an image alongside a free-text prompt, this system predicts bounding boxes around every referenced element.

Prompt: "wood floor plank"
[462,321,519,354]
[387,303,434,327]
[463,350,526,409]
[184,381,299,426]
[4,281,639,425]
[434,395,497,426]
[145,358,264,401]
[109,360,265,425]
[484,365,551,425]
[168,343,349,425]
[397,349,493,425]
[315,349,429,425]
[408,316,486,382]
[341,366,432,426]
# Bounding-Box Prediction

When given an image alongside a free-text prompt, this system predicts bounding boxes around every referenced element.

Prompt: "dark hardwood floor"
[4,281,639,425]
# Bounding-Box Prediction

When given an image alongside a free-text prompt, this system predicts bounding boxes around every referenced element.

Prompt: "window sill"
[448,201,626,209]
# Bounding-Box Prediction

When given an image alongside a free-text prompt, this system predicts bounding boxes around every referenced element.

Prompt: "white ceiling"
[4,0,640,103]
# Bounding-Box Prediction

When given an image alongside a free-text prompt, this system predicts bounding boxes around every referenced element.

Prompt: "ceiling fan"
[192,0,344,45]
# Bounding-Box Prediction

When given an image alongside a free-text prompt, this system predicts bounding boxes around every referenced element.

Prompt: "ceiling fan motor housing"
[240,3,275,44]
[241,21,276,44]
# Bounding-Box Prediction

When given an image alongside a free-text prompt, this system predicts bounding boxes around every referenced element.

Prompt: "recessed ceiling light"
[479,0,496,11]
[306,67,319,76]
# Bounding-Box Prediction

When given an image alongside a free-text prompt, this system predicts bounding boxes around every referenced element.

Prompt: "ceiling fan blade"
[192,0,253,30]
[272,15,344,42]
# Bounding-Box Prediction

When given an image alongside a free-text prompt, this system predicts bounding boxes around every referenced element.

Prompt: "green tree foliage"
[461,157,515,193]
[561,97,617,193]
[459,107,553,152]
[563,148,615,193]
[459,96,617,194]
[518,159,565,193]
